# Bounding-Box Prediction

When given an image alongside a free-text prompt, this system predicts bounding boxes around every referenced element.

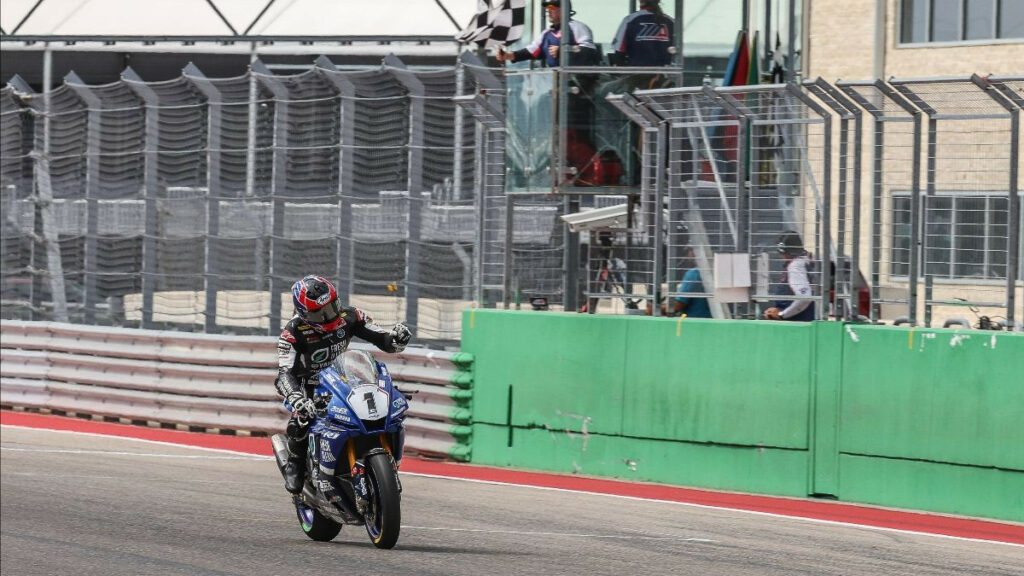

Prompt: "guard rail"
[0,321,474,460]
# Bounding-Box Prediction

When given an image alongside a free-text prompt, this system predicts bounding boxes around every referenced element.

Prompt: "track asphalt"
[2,409,1021,546]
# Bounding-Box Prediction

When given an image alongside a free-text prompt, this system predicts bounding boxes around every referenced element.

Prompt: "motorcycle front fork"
[345,432,402,514]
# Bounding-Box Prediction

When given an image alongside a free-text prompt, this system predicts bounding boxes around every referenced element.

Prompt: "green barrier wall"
[461,310,1024,522]
[833,324,1024,520]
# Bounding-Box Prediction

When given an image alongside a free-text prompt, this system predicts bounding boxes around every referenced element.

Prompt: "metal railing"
[0,320,474,460]
[2,58,1020,333]
[0,53,505,343]
[583,74,1021,328]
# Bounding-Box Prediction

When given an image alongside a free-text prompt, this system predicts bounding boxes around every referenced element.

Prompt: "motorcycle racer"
[275,274,411,494]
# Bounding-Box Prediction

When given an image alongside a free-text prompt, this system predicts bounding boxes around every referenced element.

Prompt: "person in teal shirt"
[662,247,712,318]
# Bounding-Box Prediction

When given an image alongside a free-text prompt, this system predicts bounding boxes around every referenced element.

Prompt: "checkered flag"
[456,0,526,48]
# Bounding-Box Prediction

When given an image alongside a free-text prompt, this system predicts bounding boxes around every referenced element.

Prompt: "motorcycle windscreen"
[332,350,380,384]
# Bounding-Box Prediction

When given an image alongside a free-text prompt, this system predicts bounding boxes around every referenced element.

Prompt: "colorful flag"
[720,30,751,156]
[722,30,750,87]
[747,31,760,86]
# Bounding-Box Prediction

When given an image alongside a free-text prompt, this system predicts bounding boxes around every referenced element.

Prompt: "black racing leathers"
[275,307,400,456]
[275,306,399,400]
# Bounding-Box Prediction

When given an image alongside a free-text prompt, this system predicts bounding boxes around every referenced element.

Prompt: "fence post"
[840,85,866,321]
[64,72,101,325]
[923,113,937,328]
[606,92,667,315]
[36,50,52,319]
[504,194,513,308]
[122,67,159,330]
[787,82,833,320]
[474,119,487,306]
[386,55,424,335]
[7,76,66,323]
[653,119,667,316]
[453,61,466,202]
[974,74,1021,331]
[706,85,752,315]
[563,194,579,312]
[314,57,356,307]
[1010,108,1021,330]
[876,81,922,325]
[807,79,865,320]
[7,77,42,319]
[457,53,505,309]
[183,63,223,334]
[453,89,504,307]
[706,86,749,255]
[21,80,70,323]
[252,60,287,336]
[839,82,892,322]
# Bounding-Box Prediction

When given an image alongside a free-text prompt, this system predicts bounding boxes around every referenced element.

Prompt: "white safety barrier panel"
[0,321,474,460]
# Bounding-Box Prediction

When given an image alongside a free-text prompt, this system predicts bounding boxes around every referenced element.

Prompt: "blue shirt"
[519,20,596,67]
[674,268,712,318]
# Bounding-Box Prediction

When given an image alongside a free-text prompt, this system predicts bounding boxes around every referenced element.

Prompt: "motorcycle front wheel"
[294,497,342,542]
[363,452,401,549]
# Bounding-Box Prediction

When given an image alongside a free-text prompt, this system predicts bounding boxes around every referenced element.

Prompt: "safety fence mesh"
[601,75,1020,327]
[2,63,1020,337]
[0,56,499,343]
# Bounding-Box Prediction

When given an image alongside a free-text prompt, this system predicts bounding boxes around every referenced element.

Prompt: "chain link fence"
[2,60,1021,338]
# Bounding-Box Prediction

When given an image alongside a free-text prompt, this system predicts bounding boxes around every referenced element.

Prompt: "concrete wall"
[461,310,1024,522]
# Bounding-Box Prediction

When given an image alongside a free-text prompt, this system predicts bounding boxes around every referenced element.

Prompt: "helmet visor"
[305,298,341,326]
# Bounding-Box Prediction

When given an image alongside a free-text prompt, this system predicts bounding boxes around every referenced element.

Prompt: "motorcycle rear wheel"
[294,497,342,542]
[364,452,401,549]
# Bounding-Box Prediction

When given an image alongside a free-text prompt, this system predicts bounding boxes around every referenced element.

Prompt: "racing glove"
[390,322,411,353]
[287,391,317,420]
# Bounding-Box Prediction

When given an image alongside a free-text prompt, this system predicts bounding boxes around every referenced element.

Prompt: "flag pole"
[742,0,749,36]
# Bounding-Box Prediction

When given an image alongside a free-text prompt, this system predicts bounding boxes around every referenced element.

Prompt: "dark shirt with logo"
[274,306,394,399]
[612,9,674,66]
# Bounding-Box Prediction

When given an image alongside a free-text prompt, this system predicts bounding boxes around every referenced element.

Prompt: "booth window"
[890,193,1019,281]
[900,0,1024,43]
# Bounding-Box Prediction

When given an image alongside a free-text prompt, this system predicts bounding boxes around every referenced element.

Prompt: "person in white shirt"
[764,231,816,321]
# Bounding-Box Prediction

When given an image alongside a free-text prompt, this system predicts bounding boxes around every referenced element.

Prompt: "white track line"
[4,423,1021,548]
[401,525,715,542]
[1,446,264,460]
[1,424,274,459]
[403,472,1024,548]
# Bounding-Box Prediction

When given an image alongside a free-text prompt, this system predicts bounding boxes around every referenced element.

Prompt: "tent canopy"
[0,0,476,38]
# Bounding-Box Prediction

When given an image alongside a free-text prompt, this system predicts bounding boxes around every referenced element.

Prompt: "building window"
[900,0,1024,43]
[891,193,1020,281]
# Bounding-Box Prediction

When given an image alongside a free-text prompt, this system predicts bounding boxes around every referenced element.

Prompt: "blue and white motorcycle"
[271,349,408,548]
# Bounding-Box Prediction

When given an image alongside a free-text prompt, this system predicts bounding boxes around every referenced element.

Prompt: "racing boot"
[283,418,309,494]
[282,452,306,494]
